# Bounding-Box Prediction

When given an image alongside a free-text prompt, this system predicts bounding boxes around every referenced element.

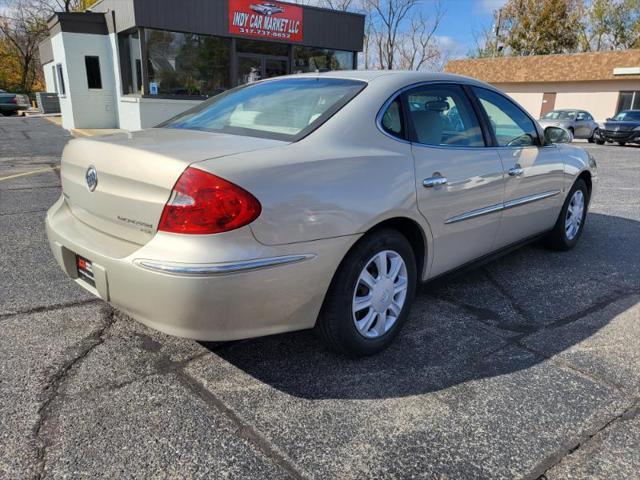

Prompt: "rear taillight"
[158,167,261,235]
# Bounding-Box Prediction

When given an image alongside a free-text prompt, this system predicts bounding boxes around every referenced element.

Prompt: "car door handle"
[423,176,448,188]
[508,166,524,177]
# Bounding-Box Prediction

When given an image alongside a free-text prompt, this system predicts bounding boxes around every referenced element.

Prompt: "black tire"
[588,129,597,143]
[316,229,417,357]
[543,178,589,251]
[595,139,605,145]
[568,127,574,138]
[617,142,626,146]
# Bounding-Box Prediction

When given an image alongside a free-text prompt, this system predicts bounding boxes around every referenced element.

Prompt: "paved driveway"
[1,117,638,479]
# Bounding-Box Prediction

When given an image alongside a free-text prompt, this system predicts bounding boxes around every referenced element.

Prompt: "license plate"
[76,255,95,286]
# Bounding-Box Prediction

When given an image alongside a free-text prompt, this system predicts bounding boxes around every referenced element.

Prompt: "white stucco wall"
[50,31,118,129]
[42,62,56,93]
[494,80,639,123]
[50,32,74,129]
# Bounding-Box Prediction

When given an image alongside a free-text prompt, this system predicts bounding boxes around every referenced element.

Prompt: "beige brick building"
[446,50,640,123]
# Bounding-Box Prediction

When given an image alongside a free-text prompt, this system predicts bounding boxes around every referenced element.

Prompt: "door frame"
[235,53,289,86]
[540,92,557,117]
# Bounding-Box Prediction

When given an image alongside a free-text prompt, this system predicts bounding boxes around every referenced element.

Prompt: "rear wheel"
[618,141,626,146]
[544,179,589,251]
[316,229,417,357]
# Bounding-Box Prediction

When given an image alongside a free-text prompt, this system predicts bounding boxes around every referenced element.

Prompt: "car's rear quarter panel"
[195,79,425,247]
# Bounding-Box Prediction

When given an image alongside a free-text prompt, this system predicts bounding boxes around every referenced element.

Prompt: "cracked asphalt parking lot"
[1,117,638,479]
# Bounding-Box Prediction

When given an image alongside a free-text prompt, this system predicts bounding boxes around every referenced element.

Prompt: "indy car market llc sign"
[229,0,303,42]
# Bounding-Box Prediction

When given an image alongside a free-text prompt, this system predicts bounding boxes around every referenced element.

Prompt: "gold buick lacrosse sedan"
[46,71,596,356]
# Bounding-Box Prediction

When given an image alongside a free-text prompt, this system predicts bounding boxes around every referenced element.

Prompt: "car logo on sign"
[85,166,98,192]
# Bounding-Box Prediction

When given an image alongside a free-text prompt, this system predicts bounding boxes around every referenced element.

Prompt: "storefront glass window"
[236,39,288,57]
[292,47,354,73]
[145,29,231,97]
[118,30,142,95]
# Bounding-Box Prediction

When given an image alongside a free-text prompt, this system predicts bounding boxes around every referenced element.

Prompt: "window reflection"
[145,29,230,97]
[118,30,142,95]
[293,46,354,72]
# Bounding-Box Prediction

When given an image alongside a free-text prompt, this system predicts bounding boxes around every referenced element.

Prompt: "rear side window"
[161,78,366,141]
[405,84,484,147]
[85,56,102,89]
[380,97,404,139]
[473,87,538,147]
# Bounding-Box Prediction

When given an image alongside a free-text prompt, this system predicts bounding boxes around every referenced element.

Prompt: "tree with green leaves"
[475,0,640,57]
[499,0,583,55]
[580,0,640,51]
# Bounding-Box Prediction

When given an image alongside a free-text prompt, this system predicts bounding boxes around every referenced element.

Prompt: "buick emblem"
[85,166,98,192]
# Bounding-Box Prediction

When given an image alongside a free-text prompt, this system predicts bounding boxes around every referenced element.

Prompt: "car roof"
[290,69,492,87]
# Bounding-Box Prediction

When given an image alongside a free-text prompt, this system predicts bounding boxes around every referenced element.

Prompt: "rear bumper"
[45,196,357,341]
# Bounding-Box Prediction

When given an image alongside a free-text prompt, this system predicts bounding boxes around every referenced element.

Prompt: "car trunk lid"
[61,128,285,245]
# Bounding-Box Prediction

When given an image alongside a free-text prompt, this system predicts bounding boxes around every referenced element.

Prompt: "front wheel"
[316,229,417,357]
[595,139,606,145]
[618,142,626,146]
[544,179,589,250]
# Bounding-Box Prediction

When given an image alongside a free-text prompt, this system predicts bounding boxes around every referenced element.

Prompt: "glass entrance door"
[236,54,289,86]
[238,56,263,85]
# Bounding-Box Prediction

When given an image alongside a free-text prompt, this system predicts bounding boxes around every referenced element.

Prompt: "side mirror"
[544,126,572,144]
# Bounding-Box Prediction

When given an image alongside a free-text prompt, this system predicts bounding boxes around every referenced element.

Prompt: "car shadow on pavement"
[201,212,639,400]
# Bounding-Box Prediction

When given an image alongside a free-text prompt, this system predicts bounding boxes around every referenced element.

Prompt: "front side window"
[160,78,365,140]
[473,87,538,147]
[380,97,404,139]
[84,56,102,89]
[405,84,484,147]
[146,29,231,96]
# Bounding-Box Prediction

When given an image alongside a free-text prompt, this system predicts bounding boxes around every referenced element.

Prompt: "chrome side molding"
[503,190,560,210]
[445,202,504,224]
[135,254,316,276]
[445,190,561,224]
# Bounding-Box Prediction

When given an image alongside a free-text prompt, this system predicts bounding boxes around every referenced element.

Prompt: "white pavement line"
[0,166,60,182]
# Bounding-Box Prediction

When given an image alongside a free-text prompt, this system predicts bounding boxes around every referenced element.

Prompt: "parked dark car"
[596,110,640,146]
[0,89,30,116]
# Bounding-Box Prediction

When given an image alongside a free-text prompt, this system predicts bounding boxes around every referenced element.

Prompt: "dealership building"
[446,50,640,123]
[38,0,364,130]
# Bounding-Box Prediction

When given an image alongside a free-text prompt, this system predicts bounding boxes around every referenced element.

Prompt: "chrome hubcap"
[565,190,585,240]
[352,250,408,338]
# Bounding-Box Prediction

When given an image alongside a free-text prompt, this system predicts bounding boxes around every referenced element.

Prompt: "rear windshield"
[159,77,366,141]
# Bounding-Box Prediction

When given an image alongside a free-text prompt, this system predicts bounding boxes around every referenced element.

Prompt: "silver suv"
[538,109,599,142]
